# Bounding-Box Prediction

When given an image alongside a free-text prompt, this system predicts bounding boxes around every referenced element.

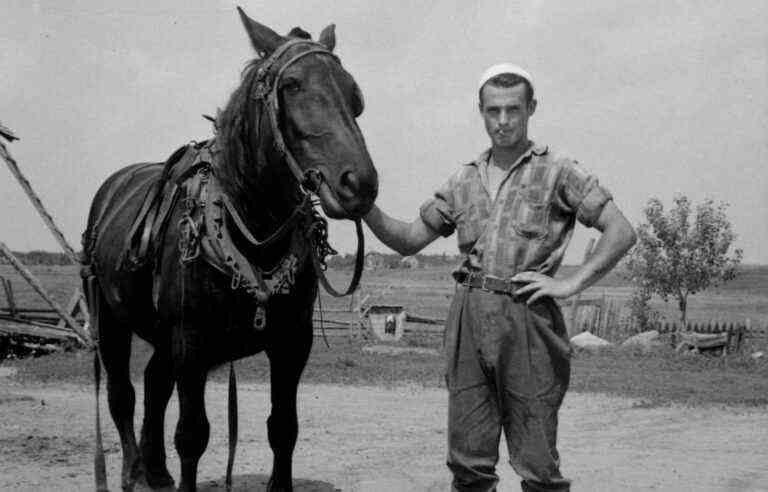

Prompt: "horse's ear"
[237,6,283,57]
[319,24,336,51]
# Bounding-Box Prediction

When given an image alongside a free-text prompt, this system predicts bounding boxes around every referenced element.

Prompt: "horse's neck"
[216,150,303,267]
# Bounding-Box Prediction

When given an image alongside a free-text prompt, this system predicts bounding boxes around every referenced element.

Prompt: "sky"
[2,0,766,264]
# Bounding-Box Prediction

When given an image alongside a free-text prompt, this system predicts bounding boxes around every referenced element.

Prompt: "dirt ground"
[1,369,766,492]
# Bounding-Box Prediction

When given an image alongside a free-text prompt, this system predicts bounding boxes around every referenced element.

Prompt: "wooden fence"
[565,293,766,350]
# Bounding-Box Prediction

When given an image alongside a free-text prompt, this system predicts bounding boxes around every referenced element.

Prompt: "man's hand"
[511,271,579,305]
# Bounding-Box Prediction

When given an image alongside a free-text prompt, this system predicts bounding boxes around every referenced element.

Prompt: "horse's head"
[222,8,378,220]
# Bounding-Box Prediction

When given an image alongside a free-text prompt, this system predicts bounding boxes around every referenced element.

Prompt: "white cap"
[477,63,534,94]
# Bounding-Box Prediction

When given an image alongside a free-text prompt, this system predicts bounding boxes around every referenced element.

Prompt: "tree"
[625,194,743,326]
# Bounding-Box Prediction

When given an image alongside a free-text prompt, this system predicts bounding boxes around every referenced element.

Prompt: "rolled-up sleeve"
[419,172,460,237]
[556,160,613,227]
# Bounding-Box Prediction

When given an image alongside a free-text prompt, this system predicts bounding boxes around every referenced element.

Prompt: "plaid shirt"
[420,141,612,278]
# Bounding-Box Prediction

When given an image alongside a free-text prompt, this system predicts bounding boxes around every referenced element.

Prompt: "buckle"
[480,275,489,291]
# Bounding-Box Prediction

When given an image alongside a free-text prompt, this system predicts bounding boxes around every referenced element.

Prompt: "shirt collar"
[466,141,548,167]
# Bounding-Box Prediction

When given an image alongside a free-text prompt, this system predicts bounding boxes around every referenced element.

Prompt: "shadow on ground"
[198,474,339,491]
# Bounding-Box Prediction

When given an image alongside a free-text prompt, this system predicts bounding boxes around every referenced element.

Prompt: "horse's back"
[83,162,165,319]
[87,162,162,235]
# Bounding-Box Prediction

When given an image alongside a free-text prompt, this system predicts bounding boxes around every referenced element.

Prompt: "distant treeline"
[0,250,74,265]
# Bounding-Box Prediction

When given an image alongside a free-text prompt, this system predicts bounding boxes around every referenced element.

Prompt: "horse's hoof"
[266,477,293,492]
[145,468,175,490]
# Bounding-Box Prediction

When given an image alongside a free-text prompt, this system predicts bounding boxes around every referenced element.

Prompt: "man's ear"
[528,98,538,116]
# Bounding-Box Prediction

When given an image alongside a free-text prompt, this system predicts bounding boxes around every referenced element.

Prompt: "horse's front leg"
[265,320,313,492]
[173,360,210,492]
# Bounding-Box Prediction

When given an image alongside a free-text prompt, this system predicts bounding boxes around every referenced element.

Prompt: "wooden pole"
[2,277,16,316]
[0,140,79,264]
[1,134,90,322]
[0,242,89,345]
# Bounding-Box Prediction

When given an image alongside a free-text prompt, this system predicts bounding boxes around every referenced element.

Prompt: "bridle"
[238,37,365,297]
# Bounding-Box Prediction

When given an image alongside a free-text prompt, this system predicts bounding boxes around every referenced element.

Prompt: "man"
[364,64,637,491]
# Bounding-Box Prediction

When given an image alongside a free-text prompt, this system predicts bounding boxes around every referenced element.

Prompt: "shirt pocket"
[510,185,550,240]
[456,204,483,249]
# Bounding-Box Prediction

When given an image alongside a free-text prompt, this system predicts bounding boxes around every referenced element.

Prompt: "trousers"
[445,286,572,492]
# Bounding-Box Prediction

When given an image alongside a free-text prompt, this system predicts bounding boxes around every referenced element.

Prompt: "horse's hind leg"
[139,344,176,489]
[98,302,141,490]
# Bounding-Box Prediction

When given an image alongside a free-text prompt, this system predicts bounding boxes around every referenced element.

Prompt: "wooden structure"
[0,124,91,354]
[365,305,406,341]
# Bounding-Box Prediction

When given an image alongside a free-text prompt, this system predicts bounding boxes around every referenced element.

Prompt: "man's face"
[479,82,536,150]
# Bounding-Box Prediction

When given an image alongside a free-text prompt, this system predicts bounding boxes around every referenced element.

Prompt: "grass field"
[2,263,767,326]
[2,263,768,407]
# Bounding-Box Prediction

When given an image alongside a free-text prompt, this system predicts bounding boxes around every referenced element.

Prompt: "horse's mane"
[215,30,314,226]
[215,58,267,200]
[217,29,314,195]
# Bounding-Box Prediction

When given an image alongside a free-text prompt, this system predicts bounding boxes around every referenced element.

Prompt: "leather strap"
[311,218,364,297]
[454,271,527,299]
[85,275,109,492]
[219,193,310,249]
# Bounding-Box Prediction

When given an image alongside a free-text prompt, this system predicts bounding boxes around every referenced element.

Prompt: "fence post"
[1,277,16,316]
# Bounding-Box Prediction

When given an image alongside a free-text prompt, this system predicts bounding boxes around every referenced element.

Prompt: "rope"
[317,290,330,349]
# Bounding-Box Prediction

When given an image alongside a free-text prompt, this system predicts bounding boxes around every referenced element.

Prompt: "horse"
[81,8,378,492]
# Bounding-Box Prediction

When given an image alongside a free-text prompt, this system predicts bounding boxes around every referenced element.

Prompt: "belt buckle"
[506,278,520,299]
[504,278,514,297]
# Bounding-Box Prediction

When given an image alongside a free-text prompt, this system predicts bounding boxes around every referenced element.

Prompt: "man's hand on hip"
[511,271,580,305]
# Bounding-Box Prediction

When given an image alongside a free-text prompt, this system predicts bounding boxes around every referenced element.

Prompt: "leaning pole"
[0,242,88,345]
[0,122,91,342]
[0,134,80,264]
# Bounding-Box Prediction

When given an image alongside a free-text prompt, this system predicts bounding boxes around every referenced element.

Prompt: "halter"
[252,39,339,193]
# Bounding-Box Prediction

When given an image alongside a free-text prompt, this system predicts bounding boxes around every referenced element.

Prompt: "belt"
[454,271,527,299]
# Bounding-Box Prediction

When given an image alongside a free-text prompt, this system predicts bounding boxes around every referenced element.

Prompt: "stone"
[621,330,661,349]
[570,331,612,349]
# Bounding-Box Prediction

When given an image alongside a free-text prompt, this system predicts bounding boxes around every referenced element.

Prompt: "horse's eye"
[281,79,302,94]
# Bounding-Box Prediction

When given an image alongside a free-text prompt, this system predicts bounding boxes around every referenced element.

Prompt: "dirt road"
[0,373,766,491]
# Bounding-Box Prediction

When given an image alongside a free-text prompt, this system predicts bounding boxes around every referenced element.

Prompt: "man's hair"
[479,73,534,106]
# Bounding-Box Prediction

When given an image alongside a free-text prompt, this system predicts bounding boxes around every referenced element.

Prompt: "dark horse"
[81,8,377,492]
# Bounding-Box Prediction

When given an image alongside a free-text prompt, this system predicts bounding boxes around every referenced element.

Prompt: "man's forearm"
[569,221,636,294]
[364,205,437,256]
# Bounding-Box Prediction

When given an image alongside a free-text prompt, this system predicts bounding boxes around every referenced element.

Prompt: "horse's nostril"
[340,170,360,193]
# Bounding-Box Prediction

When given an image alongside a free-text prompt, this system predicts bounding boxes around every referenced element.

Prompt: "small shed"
[365,305,406,341]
